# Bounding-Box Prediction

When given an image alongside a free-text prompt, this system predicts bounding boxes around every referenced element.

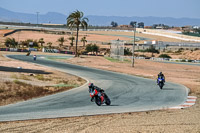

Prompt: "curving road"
[0,55,188,121]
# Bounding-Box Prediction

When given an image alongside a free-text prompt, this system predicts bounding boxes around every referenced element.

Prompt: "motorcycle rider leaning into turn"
[157,72,165,84]
[88,83,104,102]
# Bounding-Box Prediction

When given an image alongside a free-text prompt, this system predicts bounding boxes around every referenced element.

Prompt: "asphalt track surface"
[0,55,188,121]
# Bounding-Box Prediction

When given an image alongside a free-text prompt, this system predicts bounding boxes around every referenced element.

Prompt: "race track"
[0,55,188,121]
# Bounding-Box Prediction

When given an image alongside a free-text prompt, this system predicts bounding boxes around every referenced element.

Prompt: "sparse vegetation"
[174,48,184,54]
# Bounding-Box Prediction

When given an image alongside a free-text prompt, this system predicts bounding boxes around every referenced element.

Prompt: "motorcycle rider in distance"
[88,83,104,102]
[33,55,37,61]
[157,72,165,85]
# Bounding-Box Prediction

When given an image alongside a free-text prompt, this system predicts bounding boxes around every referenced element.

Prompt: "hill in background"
[0,7,200,26]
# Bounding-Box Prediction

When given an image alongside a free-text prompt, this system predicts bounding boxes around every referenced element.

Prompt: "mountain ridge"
[0,7,200,26]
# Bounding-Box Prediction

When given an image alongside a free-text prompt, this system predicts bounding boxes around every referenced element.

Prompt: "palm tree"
[57,37,65,48]
[38,38,45,47]
[47,42,52,49]
[130,21,137,28]
[81,36,87,47]
[4,38,18,48]
[68,36,75,46]
[67,10,88,57]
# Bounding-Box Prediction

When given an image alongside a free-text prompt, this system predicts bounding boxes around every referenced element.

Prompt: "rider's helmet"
[159,72,162,75]
[88,83,94,88]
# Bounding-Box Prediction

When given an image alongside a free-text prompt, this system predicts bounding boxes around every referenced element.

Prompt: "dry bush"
[0,81,78,106]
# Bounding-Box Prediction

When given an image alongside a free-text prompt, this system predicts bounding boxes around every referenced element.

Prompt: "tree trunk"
[75,27,79,57]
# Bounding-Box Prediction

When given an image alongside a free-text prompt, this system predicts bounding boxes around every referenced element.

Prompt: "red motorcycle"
[89,89,111,106]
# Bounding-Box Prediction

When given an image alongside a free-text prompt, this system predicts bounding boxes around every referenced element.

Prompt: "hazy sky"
[0,0,200,18]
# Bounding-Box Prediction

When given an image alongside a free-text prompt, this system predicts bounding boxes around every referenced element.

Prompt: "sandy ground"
[0,54,199,133]
[0,29,193,48]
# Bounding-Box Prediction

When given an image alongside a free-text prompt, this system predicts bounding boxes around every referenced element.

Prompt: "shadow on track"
[0,66,52,74]
[101,104,119,106]
[162,88,175,90]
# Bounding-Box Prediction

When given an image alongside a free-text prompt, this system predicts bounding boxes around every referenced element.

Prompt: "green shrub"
[124,48,132,55]
[159,54,171,58]
[85,43,99,54]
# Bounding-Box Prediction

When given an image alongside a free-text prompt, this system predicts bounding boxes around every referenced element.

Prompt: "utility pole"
[36,12,39,26]
[132,21,137,67]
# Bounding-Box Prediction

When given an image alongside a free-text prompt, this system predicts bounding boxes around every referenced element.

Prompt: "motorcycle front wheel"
[95,96,101,106]
[104,93,111,105]
[159,82,163,89]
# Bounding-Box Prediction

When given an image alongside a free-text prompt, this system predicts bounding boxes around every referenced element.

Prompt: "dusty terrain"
[135,50,200,60]
[0,30,200,132]
[0,29,193,48]
[0,53,200,133]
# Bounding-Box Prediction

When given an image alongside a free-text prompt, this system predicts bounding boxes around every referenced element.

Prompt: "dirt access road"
[0,53,199,133]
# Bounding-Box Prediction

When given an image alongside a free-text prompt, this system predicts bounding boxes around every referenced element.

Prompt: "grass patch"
[123,59,131,63]
[46,56,68,60]
[105,57,120,62]
[105,57,131,63]
[11,74,18,79]
[13,80,27,85]
[19,74,30,80]
[34,74,52,81]
[11,74,30,80]
[35,74,45,80]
